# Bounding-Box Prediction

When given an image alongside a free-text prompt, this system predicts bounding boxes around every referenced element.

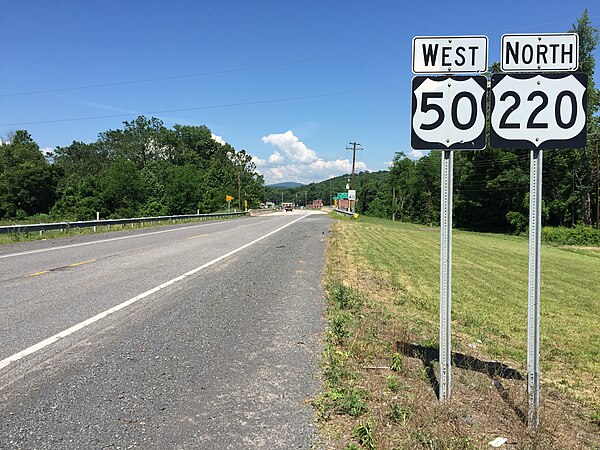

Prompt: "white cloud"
[254,130,368,184]
[267,151,284,164]
[408,150,426,160]
[262,130,318,164]
[40,147,54,156]
[383,161,394,168]
[211,133,225,145]
[252,155,267,167]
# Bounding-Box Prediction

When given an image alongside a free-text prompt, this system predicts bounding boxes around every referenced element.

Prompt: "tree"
[98,116,169,168]
[0,131,54,219]
[570,9,599,225]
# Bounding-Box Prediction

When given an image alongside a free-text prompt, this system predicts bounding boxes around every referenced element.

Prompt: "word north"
[501,34,579,72]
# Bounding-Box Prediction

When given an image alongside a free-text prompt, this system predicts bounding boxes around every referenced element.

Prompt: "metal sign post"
[411,36,488,403]
[439,149,454,401]
[527,148,543,427]
[490,42,586,425]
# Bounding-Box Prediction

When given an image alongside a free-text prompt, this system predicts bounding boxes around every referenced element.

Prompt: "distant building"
[307,199,323,209]
[337,199,349,210]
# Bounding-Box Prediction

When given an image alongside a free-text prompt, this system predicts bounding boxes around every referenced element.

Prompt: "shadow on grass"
[397,341,527,423]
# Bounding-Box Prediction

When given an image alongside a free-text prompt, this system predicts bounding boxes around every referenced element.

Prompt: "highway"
[0,211,329,449]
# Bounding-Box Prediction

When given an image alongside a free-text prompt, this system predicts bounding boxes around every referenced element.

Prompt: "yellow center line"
[68,259,97,267]
[28,259,96,277]
[29,270,50,277]
[187,234,208,240]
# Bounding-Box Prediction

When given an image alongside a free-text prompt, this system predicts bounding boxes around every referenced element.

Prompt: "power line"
[0,85,398,127]
[0,54,350,98]
[2,15,593,99]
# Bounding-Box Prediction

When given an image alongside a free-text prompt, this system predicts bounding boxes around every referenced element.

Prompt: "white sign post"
[411,36,488,403]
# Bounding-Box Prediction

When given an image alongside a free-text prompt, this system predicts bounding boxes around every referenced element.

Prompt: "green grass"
[340,216,600,404]
[317,216,600,449]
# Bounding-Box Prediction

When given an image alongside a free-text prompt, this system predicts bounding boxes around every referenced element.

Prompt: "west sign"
[412,36,488,74]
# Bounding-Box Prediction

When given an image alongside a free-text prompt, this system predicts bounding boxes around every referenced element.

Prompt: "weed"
[592,407,600,425]
[414,431,475,450]
[319,387,368,418]
[353,421,375,449]
[338,388,368,417]
[390,352,403,372]
[388,403,412,425]
[386,375,403,392]
[324,349,351,386]
[330,283,362,311]
[331,313,352,343]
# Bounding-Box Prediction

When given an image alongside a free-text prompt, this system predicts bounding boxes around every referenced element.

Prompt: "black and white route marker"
[411,75,487,150]
[490,73,587,149]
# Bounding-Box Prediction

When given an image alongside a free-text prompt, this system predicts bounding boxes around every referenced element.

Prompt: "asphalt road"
[0,211,329,449]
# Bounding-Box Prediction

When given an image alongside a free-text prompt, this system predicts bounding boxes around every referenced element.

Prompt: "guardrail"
[333,208,359,218]
[0,212,248,235]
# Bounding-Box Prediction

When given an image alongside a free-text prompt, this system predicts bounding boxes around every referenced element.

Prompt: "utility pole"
[346,142,364,189]
[237,172,242,210]
[346,142,363,212]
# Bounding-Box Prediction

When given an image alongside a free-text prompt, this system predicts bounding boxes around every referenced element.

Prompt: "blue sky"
[1,0,599,184]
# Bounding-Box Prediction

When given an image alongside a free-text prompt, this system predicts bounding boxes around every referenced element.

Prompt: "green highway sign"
[337,192,348,199]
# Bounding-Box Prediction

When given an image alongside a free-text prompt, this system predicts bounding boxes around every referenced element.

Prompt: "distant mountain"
[266,182,304,188]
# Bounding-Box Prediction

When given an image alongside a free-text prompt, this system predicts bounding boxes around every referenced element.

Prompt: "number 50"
[420,91,478,131]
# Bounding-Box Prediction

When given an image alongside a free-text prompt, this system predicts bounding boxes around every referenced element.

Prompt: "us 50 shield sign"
[411,75,487,150]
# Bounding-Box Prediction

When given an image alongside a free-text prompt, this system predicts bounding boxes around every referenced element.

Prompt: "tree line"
[0,116,264,221]
[1,11,597,234]
[377,12,599,232]
[285,11,599,233]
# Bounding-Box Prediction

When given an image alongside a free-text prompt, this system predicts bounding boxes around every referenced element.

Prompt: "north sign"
[501,33,578,72]
[411,75,487,150]
[490,73,587,149]
[412,36,488,74]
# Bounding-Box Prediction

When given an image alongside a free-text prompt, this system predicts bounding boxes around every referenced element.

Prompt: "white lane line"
[0,214,310,371]
[0,216,276,260]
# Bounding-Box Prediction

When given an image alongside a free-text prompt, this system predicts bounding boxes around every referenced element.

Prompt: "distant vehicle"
[282,202,294,212]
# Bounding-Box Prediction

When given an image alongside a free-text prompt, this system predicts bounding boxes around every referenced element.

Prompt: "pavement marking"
[29,270,50,277]
[68,259,96,267]
[0,214,310,371]
[186,234,208,240]
[0,217,272,260]
[27,259,96,277]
